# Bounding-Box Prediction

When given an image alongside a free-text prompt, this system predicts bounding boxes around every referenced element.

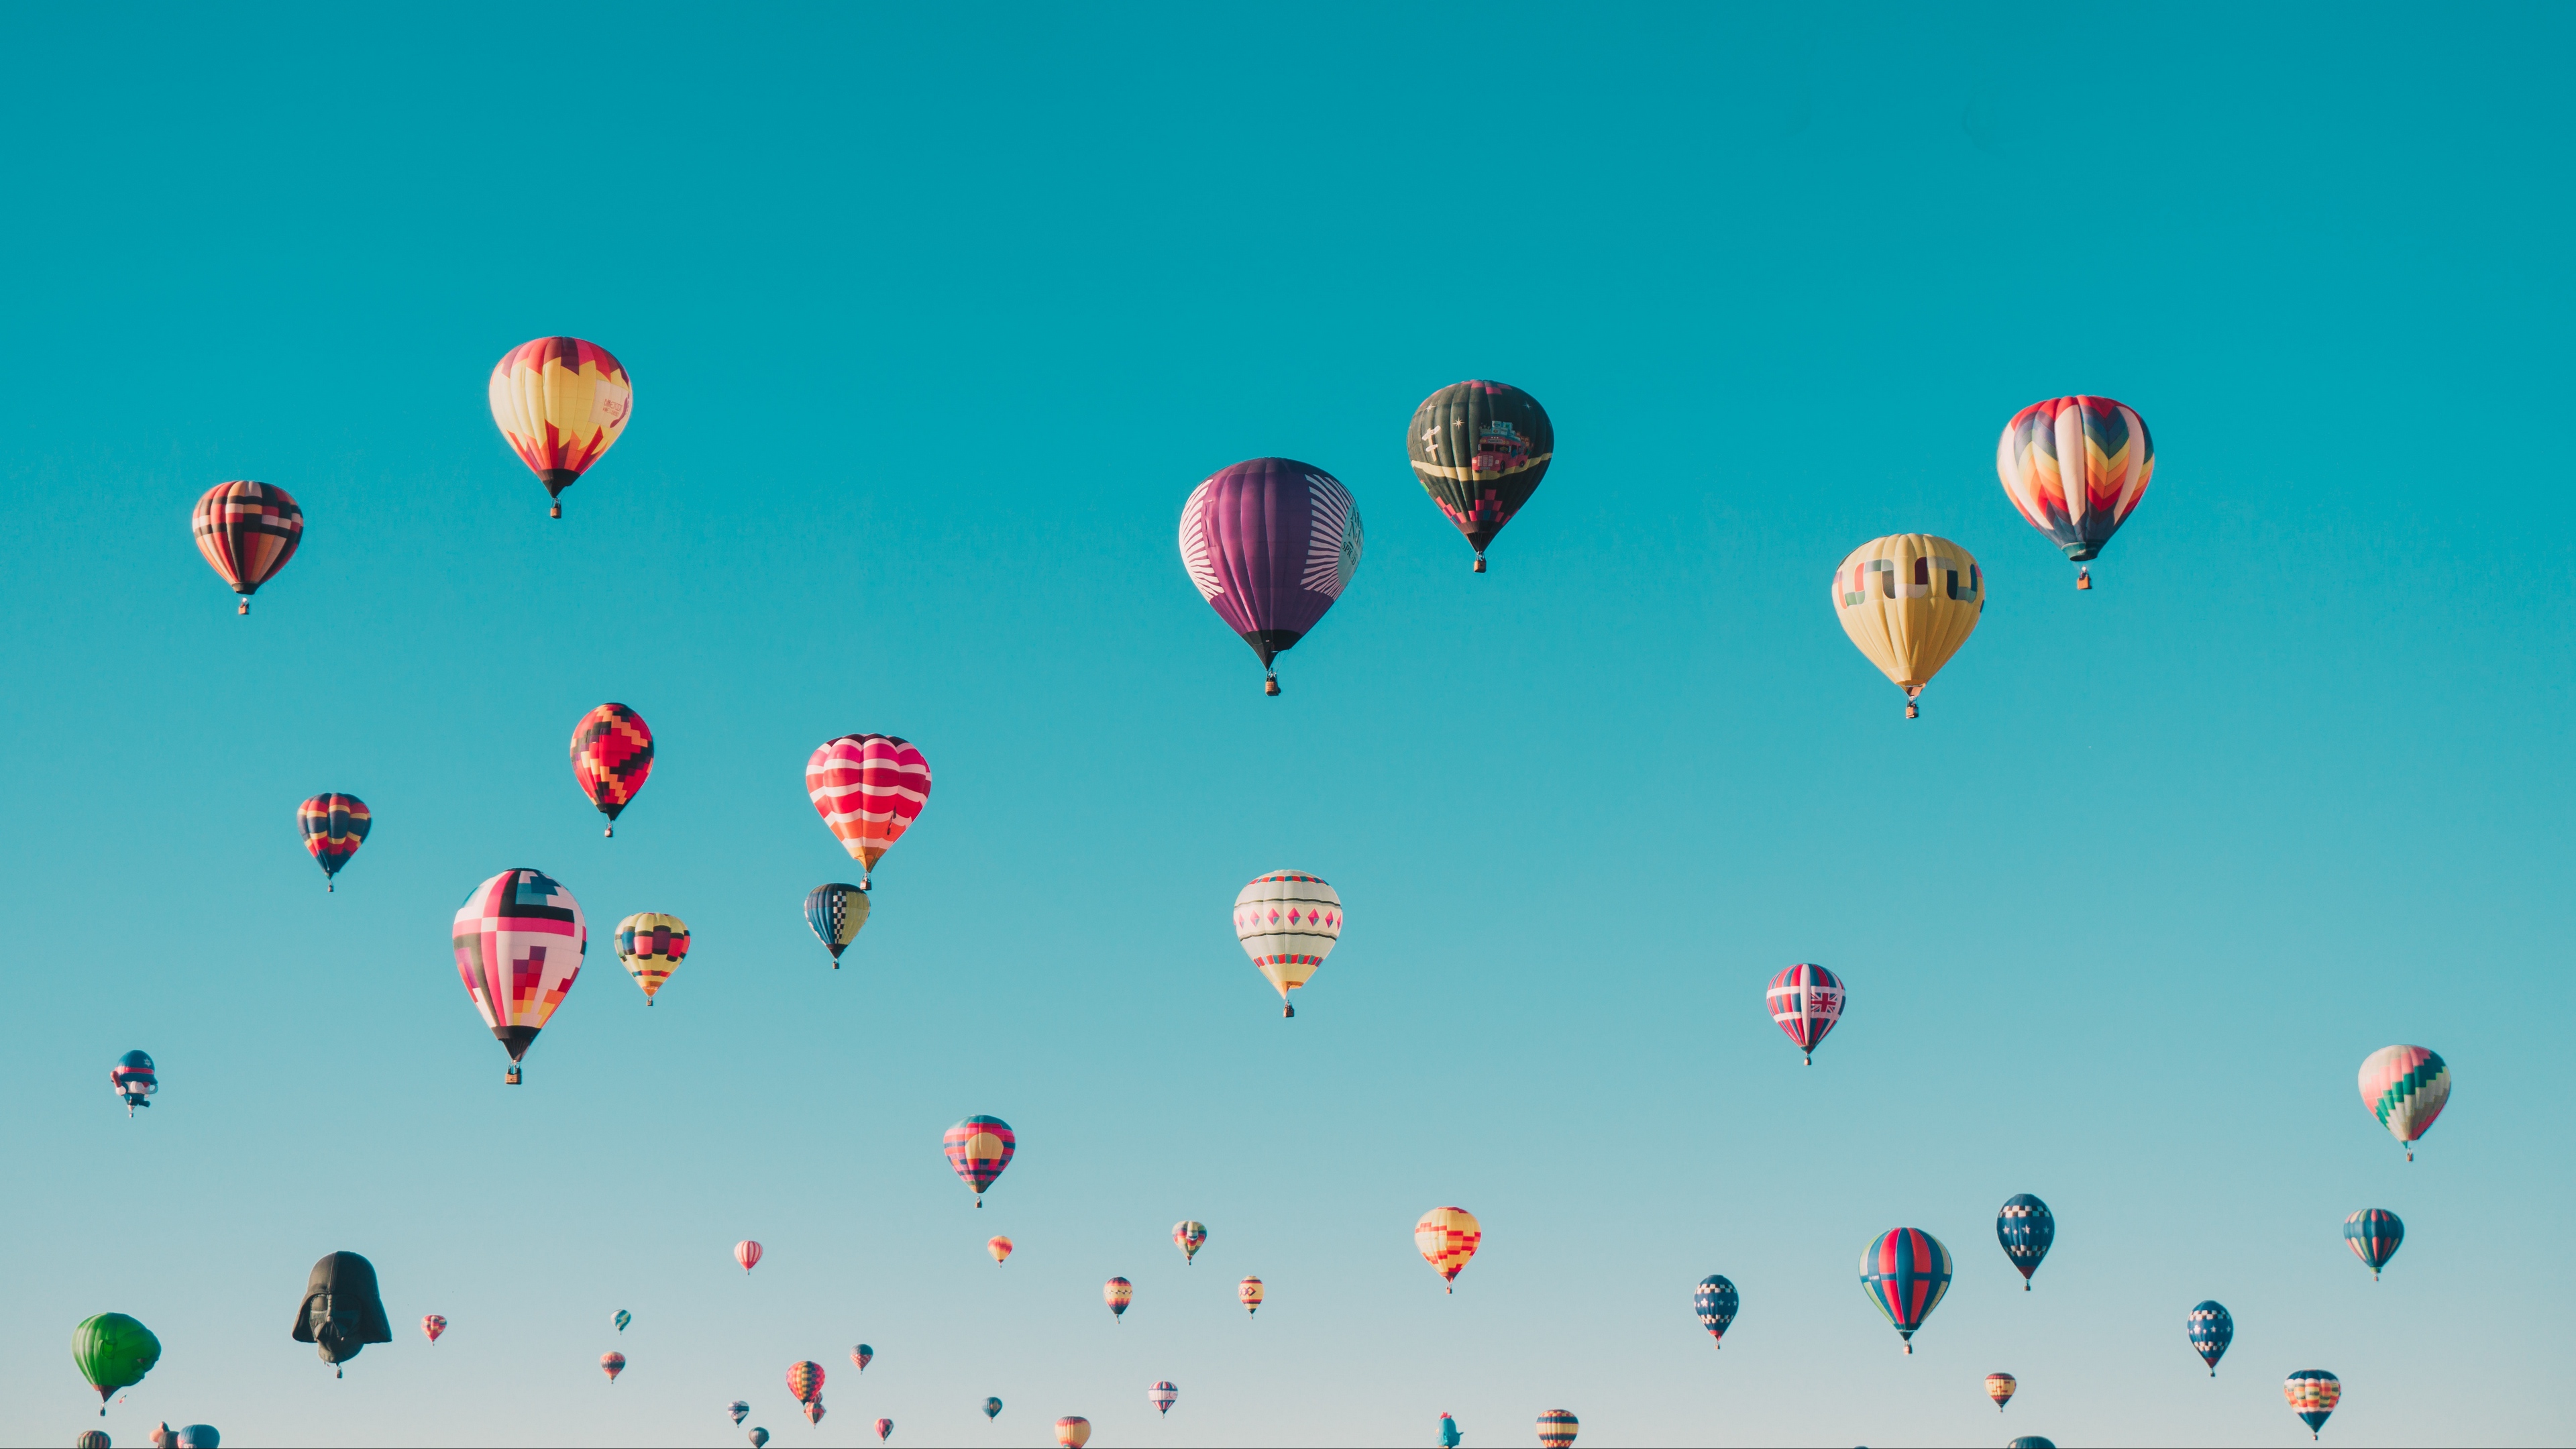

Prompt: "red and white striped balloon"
[806,735,932,888]
[735,1240,763,1273]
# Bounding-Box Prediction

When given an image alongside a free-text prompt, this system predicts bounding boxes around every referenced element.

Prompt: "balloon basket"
[237,598,250,615]
[549,502,562,519]
[1905,702,1919,718]
[604,825,613,838]
[1264,675,1279,696]
[2076,568,2092,590]
[506,1065,522,1085]
[1472,553,1487,573]
[1282,1002,1294,1018]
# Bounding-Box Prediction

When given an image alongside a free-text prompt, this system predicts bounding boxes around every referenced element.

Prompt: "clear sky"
[1,3,2568,1446]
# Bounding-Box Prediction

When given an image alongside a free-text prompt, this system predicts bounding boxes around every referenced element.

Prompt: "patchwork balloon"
[1234,872,1342,1018]
[1986,1372,2017,1411]
[1406,380,1554,572]
[1830,534,1985,718]
[614,912,690,1004]
[944,1116,1016,1205]
[1173,1220,1207,1265]
[1997,1194,2054,1288]
[787,1360,825,1407]
[806,735,931,888]
[1766,963,1843,1064]
[2345,1209,2403,1280]
[1414,1208,1482,1292]
[451,869,586,1085]
[1997,396,2155,588]
[488,337,633,518]
[1693,1275,1738,1348]
[191,481,303,614]
[1177,458,1364,694]
[298,793,370,891]
[2285,1371,2341,1440]
[2358,1045,2449,1161]
[571,704,654,837]
[1859,1228,1952,1352]
[2188,1300,2233,1376]
[805,883,871,966]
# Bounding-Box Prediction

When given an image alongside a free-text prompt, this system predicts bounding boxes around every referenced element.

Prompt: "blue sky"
[1,3,2569,1446]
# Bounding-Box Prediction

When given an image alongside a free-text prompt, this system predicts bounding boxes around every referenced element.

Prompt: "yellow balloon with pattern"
[1829,534,1986,717]
[614,912,690,1004]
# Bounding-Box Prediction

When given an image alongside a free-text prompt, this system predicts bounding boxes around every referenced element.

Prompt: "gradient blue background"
[2,3,2567,1445]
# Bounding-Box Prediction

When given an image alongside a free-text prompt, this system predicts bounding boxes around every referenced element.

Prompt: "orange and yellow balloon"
[1830,534,1985,717]
[1054,1417,1092,1449]
[986,1235,1014,1265]
[488,337,633,518]
[1414,1207,1482,1293]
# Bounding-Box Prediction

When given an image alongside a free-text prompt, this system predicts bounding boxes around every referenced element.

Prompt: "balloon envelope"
[1149,1381,1178,1415]
[421,1315,446,1344]
[987,1236,1014,1265]
[2358,1045,2449,1158]
[2285,1371,2342,1436]
[806,735,930,885]
[1537,1409,1580,1448]
[111,1051,157,1114]
[72,1313,161,1407]
[851,1344,873,1372]
[806,883,871,964]
[1414,1208,1481,1290]
[1997,1194,2054,1287]
[1693,1275,1739,1346]
[875,1419,893,1442]
[1104,1277,1132,1318]
[983,1397,1004,1419]
[728,1400,750,1424]
[1238,1277,1263,1313]
[600,1352,625,1381]
[1173,1220,1206,1264]
[1405,379,1553,568]
[290,1252,392,1370]
[297,793,370,888]
[1054,1417,1092,1448]
[451,869,586,1076]
[749,1430,769,1448]
[1858,1228,1952,1350]
[2188,1300,2233,1375]
[1177,458,1363,689]
[571,704,654,833]
[614,912,690,1003]
[1830,535,1984,715]
[2345,1209,2404,1277]
[945,1116,1016,1201]
[787,1360,825,1403]
[612,1309,631,1332]
[488,337,633,515]
[1766,963,1843,1063]
[1996,395,2154,566]
[1234,872,1342,1014]
[175,1427,219,1449]
[735,1240,762,1273]
[191,481,303,610]
[1986,1372,2017,1409]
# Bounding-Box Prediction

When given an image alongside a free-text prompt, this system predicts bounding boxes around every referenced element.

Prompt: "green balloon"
[71,1313,160,1413]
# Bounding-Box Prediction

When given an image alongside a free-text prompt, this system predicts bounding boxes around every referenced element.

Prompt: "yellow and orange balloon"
[488,337,633,518]
[1830,534,1985,717]
[986,1235,1013,1265]
[1415,1207,1482,1293]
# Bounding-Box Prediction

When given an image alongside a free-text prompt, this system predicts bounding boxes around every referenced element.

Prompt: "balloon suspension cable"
[1472,552,1487,574]
[1264,672,1280,696]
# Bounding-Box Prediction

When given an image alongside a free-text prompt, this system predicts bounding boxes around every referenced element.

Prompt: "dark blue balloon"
[1692,1274,1739,1346]
[1997,1193,2055,1288]
[2188,1300,2233,1376]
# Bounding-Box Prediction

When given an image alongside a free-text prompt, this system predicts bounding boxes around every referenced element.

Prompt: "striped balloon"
[191,480,303,613]
[614,912,690,1004]
[488,336,632,517]
[804,883,871,966]
[786,1360,825,1405]
[1148,1381,1177,1415]
[987,1236,1013,1265]
[1693,1275,1738,1347]
[1177,458,1364,694]
[1766,963,1843,1063]
[1986,1372,2017,1410]
[874,1419,892,1442]
[297,793,370,891]
[802,1401,826,1427]
[2188,1300,2233,1375]
[2344,1209,2403,1279]
[1054,1417,1091,1449]
[1238,1277,1263,1315]
[1996,395,2155,586]
[1173,1220,1207,1265]
[600,1352,625,1382]
[2284,1370,2341,1438]
[945,1116,1016,1204]
[851,1344,872,1373]
[1235,872,1342,1018]
[1859,1228,1952,1352]
[1536,1409,1579,1448]
[571,704,655,837]
[1413,1207,1482,1291]
[806,735,931,888]
[735,1240,762,1273]
[421,1315,446,1344]
[1996,1194,2054,1288]
[1104,1277,1132,1320]
[2357,1045,2449,1160]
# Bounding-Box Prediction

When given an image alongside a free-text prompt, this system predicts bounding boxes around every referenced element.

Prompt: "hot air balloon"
[2358,1045,2449,1161]
[1998,1195,2054,1289]
[802,1403,826,1427]
[735,1241,762,1273]
[1830,534,1985,717]
[1055,1417,1091,1448]
[297,794,370,891]
[1414,1208,1481,1292]
[2007,1440,2057,1449]
[851,1344,873,1373]
[944,1116,1016,1206]
[614,912,690,1004]
[2286,1371,2341,1439]
[987,1236,1014,1265]
[2344,1210,2403,1279]
[191,481,303,614]
[612,1310,631,1333]
[72,1313,160,1415]
[1235,871,1342,1018]
[451,868,585,1085]
[2188,1301,2233,1376]
[874,1419,893,1443]
[1105,1277,1132,1321]
[600,1352,625,1383]
[1859,1228,1952,1352]
[1986,1372,2017,1410]
[1997,396,2155,589]
[111,1052,156,1117]
[1177,458,1364,694]
[1693,1275,1739,1348]
[488,337,633,518]
[805,884,871,966]
[571,704,654,837]
[806,735,930,890]
[421,1315,446,1344]
[749,1430,769,1449]
[1537,1409,1580,1448]
[1149,1381,1177,1415]
[1238,1277,1264,1315]
[76,1432,109,1449]
[727,1400,750,1425]
[174,1427,218,1448]
[292,1252,392,1378]
[787,1360,825,1409]
[1174,1220,1207,1265]
[1766,963,1843,1065]
[983,1397,1004,1420]
[1406,380,1554,573]
[1438,1413,1462,1448]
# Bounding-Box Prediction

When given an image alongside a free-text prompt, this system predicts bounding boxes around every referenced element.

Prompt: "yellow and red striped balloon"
[192,481,303,614]
[488,337,633,517]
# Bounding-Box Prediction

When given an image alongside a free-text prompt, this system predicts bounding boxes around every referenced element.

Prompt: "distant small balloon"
[945,1116,1016,1205]
[1054,1417,1091,1449]
[1693,1275,1739,1347]
[298,793,370,890]
[875,1419,893,1443]
[2285,1371,2341,1440]
[613,1309,631,1333]
[805,883,871,966]
[1997,1194,2054,1288]
[421,1314,446,1344]
[2188,1300,2233,1375]
[1149,1381,1178,1415]
[983,1397,1004,1420]
[1987,1371,2017,1410]
[1104,1277,1132,1321]
[749,1430,769,1449]
[802,1403,825,1427]
[987,1236,1014,1265]
[1537,1409,1580,1448]
[735,1240,762,1273]
[1414,1207,1482,1291]
[1173,1220,1207,1265]
[600,1352,625,1383]
[727,1400,750,1425]
[1238,1277,1264,1315]
[111,1051,158,1118]
[191,480,304,613]
[1858,1228,1952,1352]
[787,1360,825,1405]
[1766,963,1843,1065]
[175,1428,219,1449]
[851,1344,873,1373]
[2358,1045,2449,1161]
[1438,1412,1462,1448]
[2345,1209,2404,1279]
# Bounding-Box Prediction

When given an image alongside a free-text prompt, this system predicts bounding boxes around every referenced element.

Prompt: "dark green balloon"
[72,1313,160,1413]
[1405,380,1554,570]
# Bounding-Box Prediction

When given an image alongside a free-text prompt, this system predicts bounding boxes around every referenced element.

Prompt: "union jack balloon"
[488,337,632,518]
[298,793,370,891]
[806,735,930,889]
[1996,395,2154,588]
[571,704,654,837]
[450,869,585,1085]
[1177,458,1363,694]
[1235,872,1342,1018]
[1766,963,1843,1064]
[191,480,303,614]
[1859,1228,1951,1352]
